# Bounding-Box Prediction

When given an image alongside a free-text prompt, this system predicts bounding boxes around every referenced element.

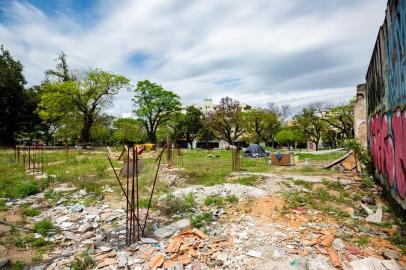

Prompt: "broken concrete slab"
[345,257,403,270]
[366,207,383,223]
[153,218,190,239]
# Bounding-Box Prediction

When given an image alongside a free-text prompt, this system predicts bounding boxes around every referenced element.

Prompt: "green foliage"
[226,194,239,203]
[183,192,197,210]
[356,236,369,247]
[11,261,25,270]
[293,179,313,189]
[275,126,305,149]
[322,179,344,190]
[204,97,246,145]
[171,106,203,149]
[237,175,259,186]
[38,68,130,147]
[70,250,95,270]
[160,193,196,215]
[133,80,181,143]
[190,212,213,230]
[21,205,41,217]
[294,104,328,151]
[0,198,7,211]
[112,117,144,144]
[0,46,27,146]
[204,195,225,207]
[93,159,108,178]
[244,104,288,145]
[34,219,54,236]
[14,233,49,248]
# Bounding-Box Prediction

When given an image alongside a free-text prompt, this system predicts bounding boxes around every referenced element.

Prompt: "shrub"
[34,219,54,236]
[190,212,213,230]
[159,193,195,215]
[21,206,41,217]
[11,261,25,270]
[204,195,224,207]
[70,251,95,270]
[226,194,239,204]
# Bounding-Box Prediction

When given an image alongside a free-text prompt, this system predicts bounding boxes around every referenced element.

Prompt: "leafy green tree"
[275,126,305,150]
[45,51,73,82]
[90,114,114,146]
[0,46,33,146]
[205,97,246,145]
[294,104,327,151]
[112,117,144,144]
[171,106,203,149]
[244,104,288,145]
[38,70,130,148]
[132,80,181,143]
[317,101,355,140]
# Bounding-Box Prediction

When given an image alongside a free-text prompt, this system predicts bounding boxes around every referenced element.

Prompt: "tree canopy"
[132,80,181,143]
[38,70,130,148]
[205,97,246,145]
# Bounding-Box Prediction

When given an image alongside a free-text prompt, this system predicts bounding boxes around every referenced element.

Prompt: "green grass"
[70,250,95,270]
[356,236,369,247]
[295,151,346,161]
[34,219,55,236]
[21,204,41,217]
[11,261,25,270]
[226,194,239,203]
[293,179,313,189]
[190,212,213,231]
[159,193,196,215]
[204,195,225,207]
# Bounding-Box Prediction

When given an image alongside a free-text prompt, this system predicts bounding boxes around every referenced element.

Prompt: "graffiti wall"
[366,0,406,209]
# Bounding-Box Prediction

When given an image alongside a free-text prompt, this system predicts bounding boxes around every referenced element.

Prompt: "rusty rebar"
[142,146,166,234]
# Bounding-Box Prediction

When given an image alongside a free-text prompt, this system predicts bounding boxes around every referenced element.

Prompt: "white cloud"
[0,0,387,116]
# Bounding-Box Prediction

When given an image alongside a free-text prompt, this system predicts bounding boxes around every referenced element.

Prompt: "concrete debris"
[382,248,400,260]
[365,207,383,223]
[246,250,262,258]
[345,257,403,270]
[154,218,191,239]
[0,257,10,268]
[173,183,267,202]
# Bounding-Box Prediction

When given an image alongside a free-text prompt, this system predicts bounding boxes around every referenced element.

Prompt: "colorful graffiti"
[366,0,406,209]
[369,109,405,200]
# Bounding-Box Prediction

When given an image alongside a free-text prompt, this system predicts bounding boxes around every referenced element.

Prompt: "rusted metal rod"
[106,155,141,226]
[142,146,166,234]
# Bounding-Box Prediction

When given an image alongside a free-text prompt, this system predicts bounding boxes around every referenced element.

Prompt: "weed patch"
[226,194,239,203]
[159,193,196,215]
[70,250,95,270]
[190,212,213,231]
[204,195,225,207]
[34,219,55,236]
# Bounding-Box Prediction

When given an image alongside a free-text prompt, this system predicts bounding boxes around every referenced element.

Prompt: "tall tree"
[38,70,130,148]
[132,80,181,143]
[45,52,73,82]
[172,106,203,149]
[275,125,305,150]
[112,117,144,144]
[244,104,288,145]
[205,97,246,145]
[294,104,327,151]
[0,46,27,146]
[317,101,355,140]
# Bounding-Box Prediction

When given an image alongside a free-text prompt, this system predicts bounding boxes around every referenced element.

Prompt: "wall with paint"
[365,0,406,210]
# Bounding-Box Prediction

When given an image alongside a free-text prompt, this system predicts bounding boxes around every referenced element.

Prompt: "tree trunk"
[81,115,93,149]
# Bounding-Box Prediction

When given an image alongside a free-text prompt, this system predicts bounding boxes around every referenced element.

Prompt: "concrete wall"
[365,0,406,209]
[354,84,368,149]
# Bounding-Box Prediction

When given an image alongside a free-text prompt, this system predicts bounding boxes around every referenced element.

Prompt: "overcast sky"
[0,0,387,116]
